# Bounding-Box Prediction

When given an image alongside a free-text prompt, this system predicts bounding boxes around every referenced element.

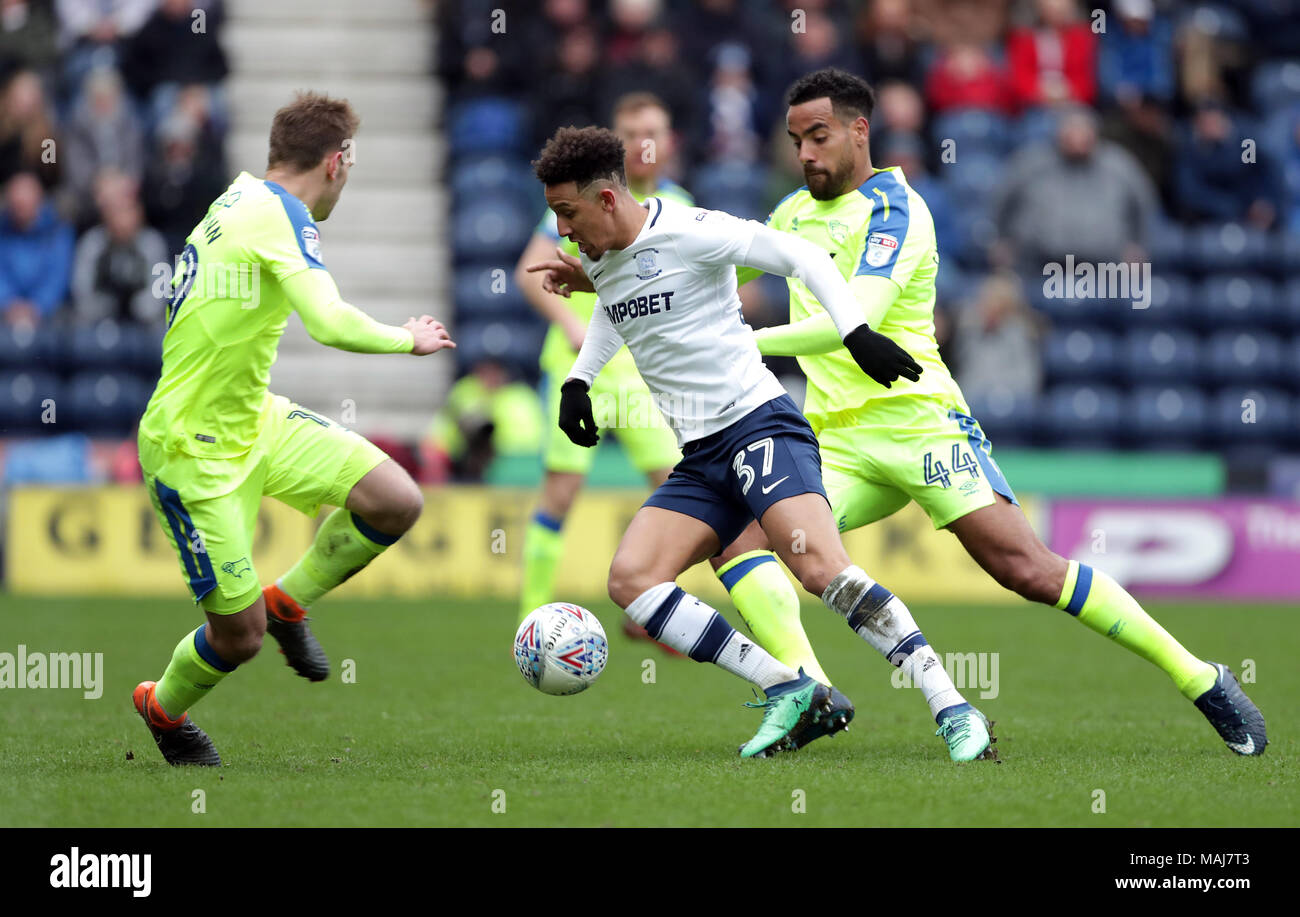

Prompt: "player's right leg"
[606,502,821,758]
[136,468,265,765]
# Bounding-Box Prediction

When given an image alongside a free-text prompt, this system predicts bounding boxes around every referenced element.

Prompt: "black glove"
[843,324,923,388]
[558,378,599,447]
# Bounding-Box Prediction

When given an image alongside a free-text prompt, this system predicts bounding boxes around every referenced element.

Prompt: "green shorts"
[139,393,389,614]
[815,397,1017,533]
[541,367,681,475]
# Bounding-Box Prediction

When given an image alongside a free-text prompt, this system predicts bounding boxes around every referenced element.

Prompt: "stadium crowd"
[1,0,1298,484]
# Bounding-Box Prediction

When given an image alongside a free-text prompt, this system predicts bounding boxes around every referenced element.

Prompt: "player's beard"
[805,148,856,201]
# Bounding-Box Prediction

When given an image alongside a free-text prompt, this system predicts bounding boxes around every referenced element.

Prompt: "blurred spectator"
[54,0,153,103]
[772,8,863,110]
[121,0,228,133]
[1097,0,1174,107]
[71,170,167,326]
[992,106,1158,268]
[953,273,1043,402]
[531,25,602,151]
[422,359,545,482]
[925,41,1013,115]
[142,101,227,254]
[856,0,924,86]
[1006,0,1097,111]
[681,0,779,100]
[872,80,927,164]
[0,171,74,326]
[1100,90,1174,204]
[434,0,531,99]
[1173,102,1276,229]
[604,0,660,69]
[1175,2,1251,109]
[0,69,61,189]
[0,0,60,83]
[702,42,762,164]
[600,21,701,160]
[63,65,144,225]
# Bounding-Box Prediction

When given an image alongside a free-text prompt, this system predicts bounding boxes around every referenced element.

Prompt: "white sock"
[624,583,799,691]
[823,565,968,719]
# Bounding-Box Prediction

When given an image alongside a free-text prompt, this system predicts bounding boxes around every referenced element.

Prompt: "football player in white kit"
[528,126,965,758]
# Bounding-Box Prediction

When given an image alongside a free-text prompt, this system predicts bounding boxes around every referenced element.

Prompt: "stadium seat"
[59,321,138,372]
[931,110,1009,156]
[1007,107,1060,149]
[1208,385,1292,447]
[941,150,1002,211]
[455,263,533,320]
[1026,280,1109,327]
[1148,220,1190,274]
[1205,329,1285,386]
[963,389,1038,446]
[0,370,60,435]
[453,320,546,382]
[1130,272,1195,329]
[1041,383,1124,446]
[1123,386,1208,449]
[691,162,768,221]
[449,155,540,207]
[1189,223,1273,274]
[1251,60,1300,113]
[1194,274,1279,329]
[62,371,153,434]
[0,323,59,371]
[446,97,530,159]
[451,193,535,264]
[1043,326,1118,384]
[1120,328,1201,385]
[1280,279,1300,332]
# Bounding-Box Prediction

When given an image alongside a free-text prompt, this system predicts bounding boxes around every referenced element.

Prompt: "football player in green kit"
[133,93,455,765]
[717,69,1266,760]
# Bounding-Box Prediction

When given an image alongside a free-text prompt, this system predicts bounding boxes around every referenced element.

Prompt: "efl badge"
[301,226,323,263]
[864,232,898,267]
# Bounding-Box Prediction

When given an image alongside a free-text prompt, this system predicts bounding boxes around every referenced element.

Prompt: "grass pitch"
[1,593,1294,827]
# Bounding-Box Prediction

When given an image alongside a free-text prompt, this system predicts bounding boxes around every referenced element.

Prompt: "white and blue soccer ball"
[513,602,608,696]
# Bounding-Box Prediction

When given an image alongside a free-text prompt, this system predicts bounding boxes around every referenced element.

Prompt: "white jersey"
[567,198,787,445]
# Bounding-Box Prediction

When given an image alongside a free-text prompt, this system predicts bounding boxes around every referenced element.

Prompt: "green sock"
[155,626,236,719]
[1056,560,1217,699]
[716,550,831,685]
[280,509,397,607]
[519,511,565,624]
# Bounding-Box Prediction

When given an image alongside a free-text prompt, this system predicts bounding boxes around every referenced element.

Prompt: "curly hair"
[532,126,627,190]
[785,68,876,124]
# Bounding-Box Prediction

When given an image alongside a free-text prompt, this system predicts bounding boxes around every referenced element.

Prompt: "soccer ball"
[513,602,609,695]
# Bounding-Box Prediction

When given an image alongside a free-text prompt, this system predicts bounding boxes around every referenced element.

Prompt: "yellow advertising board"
[6,486,1030,604]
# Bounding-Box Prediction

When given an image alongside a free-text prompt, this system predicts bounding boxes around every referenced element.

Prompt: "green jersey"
[139,171,410,462]
[763,167,966,430]
[534,178,693,376]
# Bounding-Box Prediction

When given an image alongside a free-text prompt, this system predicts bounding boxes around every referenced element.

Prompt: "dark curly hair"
[533,126,627,190]
[785,68,876,124]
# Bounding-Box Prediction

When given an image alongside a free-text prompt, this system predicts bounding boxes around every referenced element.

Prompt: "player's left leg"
[261,397,423,680]
[948,495,1266,755]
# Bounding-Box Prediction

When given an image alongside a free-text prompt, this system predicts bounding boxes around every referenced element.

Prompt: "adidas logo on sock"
[737,642,753,663]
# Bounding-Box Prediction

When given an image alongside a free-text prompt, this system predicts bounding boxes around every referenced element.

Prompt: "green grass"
[0,594,1294,827]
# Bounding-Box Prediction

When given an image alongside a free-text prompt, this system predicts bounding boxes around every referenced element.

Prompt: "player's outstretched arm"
[558,295,623,446]
[740,226,921,387]
[284,269,454,355]
[755,275,903,357]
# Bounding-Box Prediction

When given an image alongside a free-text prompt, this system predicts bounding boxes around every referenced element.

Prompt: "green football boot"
[935,703,998,763]
[738,669,820,759]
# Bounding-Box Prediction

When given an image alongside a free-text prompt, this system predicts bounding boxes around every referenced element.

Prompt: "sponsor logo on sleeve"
[865,232,898,267]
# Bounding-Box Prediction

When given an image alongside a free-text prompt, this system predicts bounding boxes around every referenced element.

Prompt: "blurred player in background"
[722,68,1266,757]
[513,93,690,638]
[134,93,455,765]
